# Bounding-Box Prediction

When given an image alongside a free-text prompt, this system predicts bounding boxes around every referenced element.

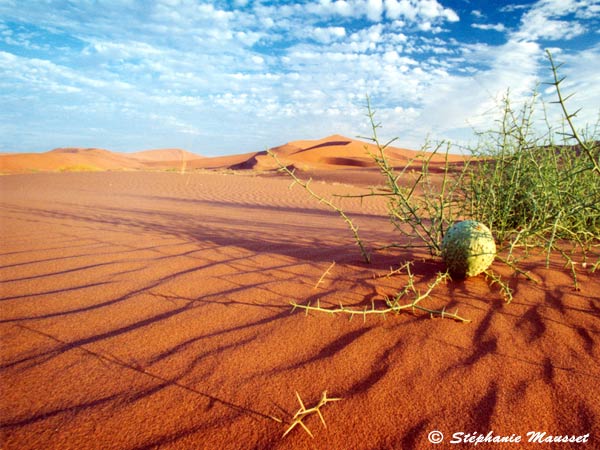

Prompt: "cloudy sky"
[1,0,599,155]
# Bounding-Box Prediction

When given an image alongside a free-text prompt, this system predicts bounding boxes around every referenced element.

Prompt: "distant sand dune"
[0,135,466,178]
[0,148,142,172]
[0,147,205,173]
[126,148,203,162]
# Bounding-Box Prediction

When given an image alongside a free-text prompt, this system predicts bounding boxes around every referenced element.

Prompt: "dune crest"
[0,135,466,186]
[0,147,205,173]
[126,148,203,162]
[188,134,437,176]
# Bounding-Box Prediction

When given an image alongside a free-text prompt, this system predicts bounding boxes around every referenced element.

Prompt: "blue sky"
[1,0,599,155]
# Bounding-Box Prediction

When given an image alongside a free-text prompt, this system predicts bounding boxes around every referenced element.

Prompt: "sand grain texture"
[1,171,599,450]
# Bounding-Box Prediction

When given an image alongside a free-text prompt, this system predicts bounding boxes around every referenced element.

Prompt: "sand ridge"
[125,149,204,162]
[0,135,465,179]
[1,168,598,449]
[0,147,204,173]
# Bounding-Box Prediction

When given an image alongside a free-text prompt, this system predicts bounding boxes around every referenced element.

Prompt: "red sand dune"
[187,151,264,171]
[184,134,419,173]
[183,134,468,188]
[255,135,467,186]
[0,136,465,181]
[228,134,427,172]
[1,169,598,450]
[0,147,206,173]
[126,148,204,162]
[0,148,142,172]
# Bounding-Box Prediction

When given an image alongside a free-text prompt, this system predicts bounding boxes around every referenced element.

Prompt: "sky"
[0,0,599,155]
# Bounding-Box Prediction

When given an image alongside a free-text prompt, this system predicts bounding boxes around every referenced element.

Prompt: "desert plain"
[1,136,599,449]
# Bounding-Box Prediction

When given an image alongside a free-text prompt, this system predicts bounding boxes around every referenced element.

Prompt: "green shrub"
[465,52,599,264]
[272,51,599,320]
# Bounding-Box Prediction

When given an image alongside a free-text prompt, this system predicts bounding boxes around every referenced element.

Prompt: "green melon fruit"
[441,220,496,278]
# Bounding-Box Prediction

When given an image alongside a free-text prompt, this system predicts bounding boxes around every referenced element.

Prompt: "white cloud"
[517,16,586,40]
[385,0,416,20]
[149,94,203,107]
[83,40,164,59]
[367,0,384,21]
[147,113,202,136]
[575,1,600,18]
[171,1,235,24]
[513,0,591,41]
[0,0,597,154]
[419,0,458,21]
[0,50,133,93]
[411,0,599,145]
[500,3,531,13]
[312,26,347,43]
[310,0,459,25]
[472,23,507,32]
[384,0,458,23]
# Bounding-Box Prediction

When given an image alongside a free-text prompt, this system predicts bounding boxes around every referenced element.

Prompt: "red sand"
[0,148,204,173]
[126,149,203,162]
[0,135,461,176]
[1,166,599,449]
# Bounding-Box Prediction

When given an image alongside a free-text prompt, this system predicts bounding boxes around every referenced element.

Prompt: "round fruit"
[441,220,496,278]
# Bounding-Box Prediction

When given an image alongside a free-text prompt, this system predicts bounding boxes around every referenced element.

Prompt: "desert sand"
[1,137,599,449]
[0,147,200,174]
[0,135,459,179]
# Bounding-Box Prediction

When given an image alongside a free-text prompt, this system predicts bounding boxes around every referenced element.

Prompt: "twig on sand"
[314,261,336,289]
[292,264,471,323]
[268,150,371,263]
[283,390,342,438]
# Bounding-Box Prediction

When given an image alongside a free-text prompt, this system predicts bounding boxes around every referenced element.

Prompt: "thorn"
[298,420,314,438]
[282,423,295,438]
[316,409,327,427]
[295,391,306,410]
